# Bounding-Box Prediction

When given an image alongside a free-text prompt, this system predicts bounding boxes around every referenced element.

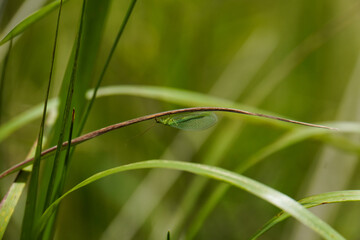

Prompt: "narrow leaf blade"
[37,160,345,240]
[0,0,68,46]
[251,190,360,239]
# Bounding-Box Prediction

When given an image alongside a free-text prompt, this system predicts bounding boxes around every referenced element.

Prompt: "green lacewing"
[156,112,218,130]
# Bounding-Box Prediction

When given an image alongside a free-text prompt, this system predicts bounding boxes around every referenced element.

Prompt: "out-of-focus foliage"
[1,0,360,239]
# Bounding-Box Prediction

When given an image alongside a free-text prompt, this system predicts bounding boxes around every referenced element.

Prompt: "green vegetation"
[1,0,360,239]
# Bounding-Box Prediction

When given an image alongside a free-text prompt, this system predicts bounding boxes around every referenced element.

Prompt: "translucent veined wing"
[156,112,218,130]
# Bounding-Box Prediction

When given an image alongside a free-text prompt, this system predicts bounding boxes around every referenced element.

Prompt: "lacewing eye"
[156,112,218,131]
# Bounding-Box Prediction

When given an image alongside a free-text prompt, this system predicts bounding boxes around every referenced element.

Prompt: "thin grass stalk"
[0,39,12,124]
[36,160,346,240]
[59,109,75,193]
[38,109,75,239]
[39,0,87,237]
[0,107,335,179]
[77,0,138,136]
[43,0,86,217]
[19,1,63,238]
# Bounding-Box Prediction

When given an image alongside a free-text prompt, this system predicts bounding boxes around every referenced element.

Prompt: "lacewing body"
[156,112,218,130]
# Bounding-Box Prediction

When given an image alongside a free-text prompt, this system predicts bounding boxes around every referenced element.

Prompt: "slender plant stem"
[44,0,86,212]
[20,0,64,238]
[59,109,75,190]
[0,107,336,179]
[78,0,138,136]
[0,39,12,124]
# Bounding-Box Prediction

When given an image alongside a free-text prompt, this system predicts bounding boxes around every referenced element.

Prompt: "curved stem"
[0,107,336,178]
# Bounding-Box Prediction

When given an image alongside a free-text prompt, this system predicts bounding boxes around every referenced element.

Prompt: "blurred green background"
[1,0,360,239]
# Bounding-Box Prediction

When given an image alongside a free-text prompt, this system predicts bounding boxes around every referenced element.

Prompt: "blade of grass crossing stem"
[0,9,111,224]
[0,39,12,124]
[250,190,360,240]
[34,2,136,233]
[41,1,111,237]
[42,0,86,234]
[40,110,75,239]
[0,0,69,46]
[36,0,110,192]
[36,160,345,240]
[59,109,75,195]
[70,0,111,129]
[20,1,63,238]
[77,0,138,136]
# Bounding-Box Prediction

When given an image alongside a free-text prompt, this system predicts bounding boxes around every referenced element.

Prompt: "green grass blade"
[0,40,12,124]
[39,110,75,239]
[59,109,75,193]
[70,0,111,132]
[37,3,137,232]
[250,190,360,239]
[43,0,86,221]
[33,1,111,232]
[78,0,138,136]
[0,0,69,46]
[0,170,31,239]
[36,160,345,240]
[20,0,64,238]
[38,3,112,237]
